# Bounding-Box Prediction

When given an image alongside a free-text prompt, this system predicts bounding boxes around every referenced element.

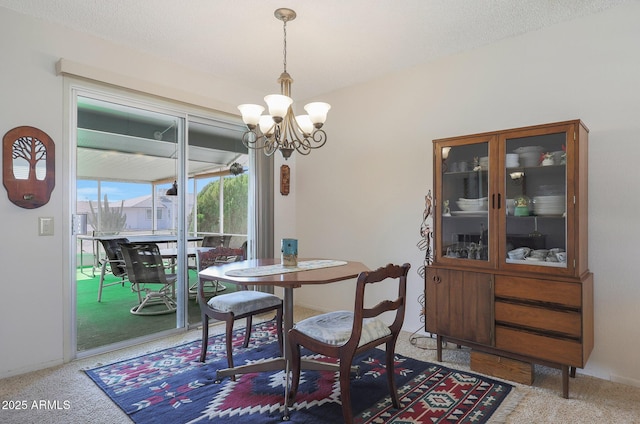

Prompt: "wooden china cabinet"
[425,120,593,398]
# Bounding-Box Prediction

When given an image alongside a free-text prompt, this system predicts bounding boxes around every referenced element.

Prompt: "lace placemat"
[225,259,348,277]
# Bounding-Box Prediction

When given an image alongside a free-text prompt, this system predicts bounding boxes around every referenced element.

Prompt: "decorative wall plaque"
[280,164,290,196]
[2,126,55,208]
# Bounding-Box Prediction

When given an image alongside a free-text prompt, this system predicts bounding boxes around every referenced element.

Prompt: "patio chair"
[119,242,177,315]
[196,247,283,378]
[287,263,411,424]
[97,237,130,302]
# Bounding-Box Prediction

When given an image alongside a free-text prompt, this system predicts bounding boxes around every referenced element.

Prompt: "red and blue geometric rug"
[85,320,517,423]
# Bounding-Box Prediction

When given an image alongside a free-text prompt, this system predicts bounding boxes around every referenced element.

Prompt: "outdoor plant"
[89,194,127,234]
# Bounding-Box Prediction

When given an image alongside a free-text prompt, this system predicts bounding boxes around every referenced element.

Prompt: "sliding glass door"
[73,89,249,354]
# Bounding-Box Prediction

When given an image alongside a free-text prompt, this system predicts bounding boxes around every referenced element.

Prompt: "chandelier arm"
[263,138,279,156]
[241,130,262,149]
[285,110,311,152]
[241,130,278,156]
[292,132,327,154]
[308,129,328,149]
[279,112,300,151]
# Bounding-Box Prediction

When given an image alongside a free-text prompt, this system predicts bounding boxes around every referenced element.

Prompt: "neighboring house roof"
[77,193,195,213]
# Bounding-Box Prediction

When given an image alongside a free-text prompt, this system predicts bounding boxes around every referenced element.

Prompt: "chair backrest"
[195,247,245,300]
[98,237,129,277]
[350,263,411,345]
[119,242,169,285]
[202,235,231,248]
[196,246,245,270]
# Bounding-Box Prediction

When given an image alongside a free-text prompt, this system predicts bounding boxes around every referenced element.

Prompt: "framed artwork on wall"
[280,164,290,196]
[2,126,55,209]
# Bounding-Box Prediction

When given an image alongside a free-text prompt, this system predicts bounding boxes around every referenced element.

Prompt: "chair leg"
[385,340,401,409]
[275,307,284,355]
[287,340,302,407]
[131,283,143,304]
[97,262,108,302]
[339,359,354,424]
[243,315,253,348]
[199,314,209,363]
[225,318,236,382]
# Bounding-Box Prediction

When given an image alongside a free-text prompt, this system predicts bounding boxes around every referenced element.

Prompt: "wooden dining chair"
[196,247,283,378]
[97,237,129,302]
[188,239,237,298]
[202,235,231,248]
[287,263,411,424]
[119,242,177,315]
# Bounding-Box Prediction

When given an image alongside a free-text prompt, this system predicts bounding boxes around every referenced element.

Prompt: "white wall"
[0,9,65,377]
[0,7,261,378]
[293,2,640,387]
[1,2,640,390]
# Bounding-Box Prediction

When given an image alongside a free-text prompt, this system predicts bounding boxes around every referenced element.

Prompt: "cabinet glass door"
[439,141,490,263]
[503,131,567,268]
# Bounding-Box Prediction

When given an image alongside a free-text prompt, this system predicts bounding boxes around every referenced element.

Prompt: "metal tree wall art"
[2,126,55,208]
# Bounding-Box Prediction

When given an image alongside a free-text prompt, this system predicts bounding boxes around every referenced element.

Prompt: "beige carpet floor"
[1,306,639,423]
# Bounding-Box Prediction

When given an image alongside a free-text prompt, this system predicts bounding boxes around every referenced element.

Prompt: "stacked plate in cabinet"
[505,153,519,168]
[456,197,488,211]
[514,146,544,167]
[532,195,565,216]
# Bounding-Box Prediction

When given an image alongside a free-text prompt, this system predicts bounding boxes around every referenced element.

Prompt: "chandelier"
[238,8,331,159]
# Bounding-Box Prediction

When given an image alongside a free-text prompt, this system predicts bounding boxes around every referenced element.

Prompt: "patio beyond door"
[73,92,249,353]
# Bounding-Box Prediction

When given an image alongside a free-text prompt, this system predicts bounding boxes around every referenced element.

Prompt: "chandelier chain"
[282,20,288,73]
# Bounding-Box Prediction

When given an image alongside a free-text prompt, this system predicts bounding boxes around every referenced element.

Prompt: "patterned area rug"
[85,321,517,423]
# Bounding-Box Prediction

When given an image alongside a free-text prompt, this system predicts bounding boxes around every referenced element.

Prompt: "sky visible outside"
[77,178,214,202]
[77,180,155,201]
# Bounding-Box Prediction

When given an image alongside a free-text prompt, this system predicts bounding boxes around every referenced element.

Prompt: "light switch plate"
[39,217,54,236]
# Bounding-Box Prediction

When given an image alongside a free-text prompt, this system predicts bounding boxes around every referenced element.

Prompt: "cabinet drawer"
[495,301,581,338]
[495,326,583,366]
[495,276,581,308]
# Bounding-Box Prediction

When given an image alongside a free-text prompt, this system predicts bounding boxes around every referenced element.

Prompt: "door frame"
[63,79,250,360]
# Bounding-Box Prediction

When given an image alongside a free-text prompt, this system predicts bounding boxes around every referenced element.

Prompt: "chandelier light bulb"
[295,115,314,135]
[264,94,293,121]
[259,115,276,136]
[304,102,331,127]
[237,104,264,127]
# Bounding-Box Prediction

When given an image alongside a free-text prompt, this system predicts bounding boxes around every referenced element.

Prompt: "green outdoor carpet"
[76,267,236,351]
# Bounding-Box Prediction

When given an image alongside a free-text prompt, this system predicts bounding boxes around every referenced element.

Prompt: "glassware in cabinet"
[435,139,493,265]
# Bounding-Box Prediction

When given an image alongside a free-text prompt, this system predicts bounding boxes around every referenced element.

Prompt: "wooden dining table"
[198,258,369,380]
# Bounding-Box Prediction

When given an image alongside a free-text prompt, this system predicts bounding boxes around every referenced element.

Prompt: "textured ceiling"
[0,0,628,101]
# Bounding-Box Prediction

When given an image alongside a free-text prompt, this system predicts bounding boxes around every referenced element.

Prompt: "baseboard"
[294,301,332,314]
[610,374,640,388]
[0,358,64,380]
